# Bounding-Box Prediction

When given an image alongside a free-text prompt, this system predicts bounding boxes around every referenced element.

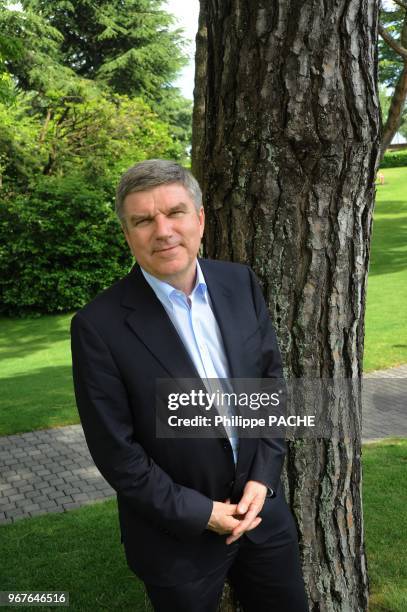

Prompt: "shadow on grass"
[0,313,74,360]
[369,202,407,276]
[0,366,78,436]
[373,198,407,216]
[0,500,146,611]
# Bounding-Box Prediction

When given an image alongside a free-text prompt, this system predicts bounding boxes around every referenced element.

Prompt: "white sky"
[164,0,199,99]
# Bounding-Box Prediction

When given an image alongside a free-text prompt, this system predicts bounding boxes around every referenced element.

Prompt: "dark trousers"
[144,529,309,612]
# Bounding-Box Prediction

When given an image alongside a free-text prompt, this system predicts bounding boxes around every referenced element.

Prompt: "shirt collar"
[140,260,207,309]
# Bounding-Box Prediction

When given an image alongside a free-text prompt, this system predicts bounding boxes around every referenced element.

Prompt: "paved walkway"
[363,364,407,441]
[1,366,406,524]
[0,426,113,524]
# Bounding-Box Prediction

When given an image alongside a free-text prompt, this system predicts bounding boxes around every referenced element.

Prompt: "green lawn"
[363,439,407,611]
[0,314,77,436]
[0,166,406,435]
[0,440,405,611]
[364,167,407,371]
[0,499,146,611]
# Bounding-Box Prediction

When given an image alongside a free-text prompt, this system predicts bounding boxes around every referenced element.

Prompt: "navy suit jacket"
[71,259,293,586]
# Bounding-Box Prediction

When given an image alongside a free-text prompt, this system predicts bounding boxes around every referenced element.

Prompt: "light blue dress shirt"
[141,261,239,463]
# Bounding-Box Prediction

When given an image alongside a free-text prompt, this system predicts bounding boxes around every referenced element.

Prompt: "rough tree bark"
[193,1,381,611]
[191,0,207,187]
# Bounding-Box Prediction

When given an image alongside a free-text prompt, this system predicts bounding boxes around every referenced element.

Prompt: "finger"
[221,516,241,534]
[238,490,266,517]
[236,503,259,528]
[225,532,243,545]
[229,516,262,541]
[226,517,261,545]
[226,525,248,545]
[232,515,262,538]
[231,506,260,537]
[245,516,262,532]
[219,502,238,516]
[237,493,254,515]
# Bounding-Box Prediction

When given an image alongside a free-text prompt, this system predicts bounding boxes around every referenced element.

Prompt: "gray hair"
[115,159,202,218]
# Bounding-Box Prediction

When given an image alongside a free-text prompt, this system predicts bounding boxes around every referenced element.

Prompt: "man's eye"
[135,218,151,227]
[169,210,184,217]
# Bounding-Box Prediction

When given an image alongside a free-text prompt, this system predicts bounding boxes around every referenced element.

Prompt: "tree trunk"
[380,12,407,159]
[191,0,208,186]
[380,61,407,158]
[193,1,381,610]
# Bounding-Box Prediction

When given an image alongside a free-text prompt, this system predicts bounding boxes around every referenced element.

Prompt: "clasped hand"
[207,481,267,545]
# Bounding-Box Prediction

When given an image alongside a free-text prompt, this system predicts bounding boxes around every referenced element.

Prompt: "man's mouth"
[153,245,180,254]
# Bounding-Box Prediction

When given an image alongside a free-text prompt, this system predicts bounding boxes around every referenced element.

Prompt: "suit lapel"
[121,262,250,380]
[199,260,248,379]
[121,265,200,380]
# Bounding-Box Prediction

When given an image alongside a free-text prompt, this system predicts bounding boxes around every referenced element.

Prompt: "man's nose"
[154,213,173,238]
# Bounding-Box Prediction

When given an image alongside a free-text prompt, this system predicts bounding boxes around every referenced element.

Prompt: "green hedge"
[0,175,132,316]
[380,149,407,168]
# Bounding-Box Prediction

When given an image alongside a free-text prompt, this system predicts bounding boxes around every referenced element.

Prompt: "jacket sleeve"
[246,267,287,494]
[70,311,213,540]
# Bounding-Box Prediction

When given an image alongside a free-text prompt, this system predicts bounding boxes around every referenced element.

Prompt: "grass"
[0,440,405,611]
[0,314,77,436]
[0,166,406,435]
[0,499,147,611]
[363,438,407,611]
[364,167,407,371]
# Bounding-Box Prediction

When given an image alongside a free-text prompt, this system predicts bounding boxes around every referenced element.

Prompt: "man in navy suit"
[71,159,308,611]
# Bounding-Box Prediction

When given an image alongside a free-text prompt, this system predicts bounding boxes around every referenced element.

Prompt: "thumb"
[237,498,249,514]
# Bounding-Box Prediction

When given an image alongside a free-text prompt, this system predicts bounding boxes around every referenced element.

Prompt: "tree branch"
[379,23,407,59]
[38,109,52,144]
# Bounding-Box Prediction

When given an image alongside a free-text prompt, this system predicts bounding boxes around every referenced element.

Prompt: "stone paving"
[0,425,113,524]
[0,366,406,524]
[363,364,407,441]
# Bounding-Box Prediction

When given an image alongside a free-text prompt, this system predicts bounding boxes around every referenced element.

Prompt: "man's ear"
[199,206,205,238]
[122,222,132,253]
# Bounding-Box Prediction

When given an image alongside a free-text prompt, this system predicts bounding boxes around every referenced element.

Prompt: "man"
[71,159,308,611]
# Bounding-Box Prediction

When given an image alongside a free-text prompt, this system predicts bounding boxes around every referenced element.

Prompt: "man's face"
[122,183,205,288]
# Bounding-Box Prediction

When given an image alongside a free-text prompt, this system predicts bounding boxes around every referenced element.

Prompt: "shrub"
[380,149,407,168]
[0,174,132,315]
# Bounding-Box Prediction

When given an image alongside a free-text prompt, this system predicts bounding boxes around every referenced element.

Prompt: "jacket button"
[230,480,235,488]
